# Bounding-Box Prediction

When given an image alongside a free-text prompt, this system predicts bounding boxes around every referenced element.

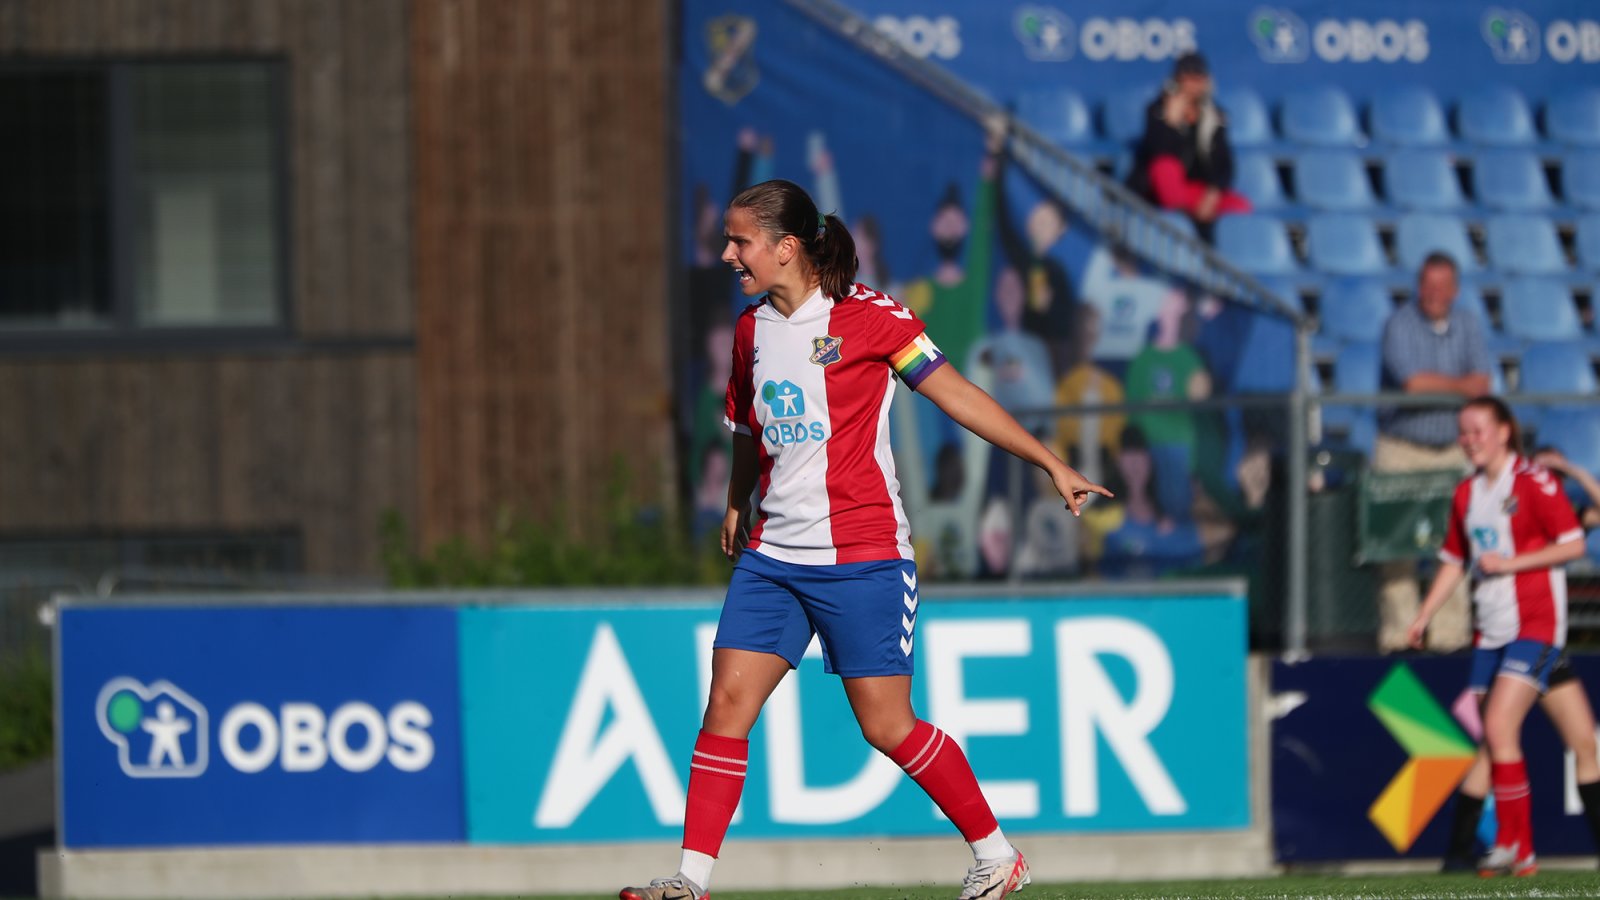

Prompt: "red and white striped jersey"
[723,283,948,565]
[1439,455,1585,648]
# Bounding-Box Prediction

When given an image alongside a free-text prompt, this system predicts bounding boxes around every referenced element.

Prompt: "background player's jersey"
[1439,455,1584,648]
[724,283,946,565]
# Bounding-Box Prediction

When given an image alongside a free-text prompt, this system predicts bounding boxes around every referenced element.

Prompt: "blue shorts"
[714,549,918,677]
[1468,639,1562,694]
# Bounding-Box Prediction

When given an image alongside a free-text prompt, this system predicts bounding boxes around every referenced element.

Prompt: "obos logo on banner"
[459,594,1248,843]
[1250,7,1428,63]
[59,606,465,847]
[1011,8,1195,63]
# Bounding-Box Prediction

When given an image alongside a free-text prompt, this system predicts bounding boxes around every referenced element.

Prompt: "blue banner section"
[459,592,1248,843]
[795,1,1595,98]
[1272,654,1600,861]
[58,606,464,848]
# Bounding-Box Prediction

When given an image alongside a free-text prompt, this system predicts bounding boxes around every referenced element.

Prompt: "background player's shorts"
[1469,639,1561,693]
[714,548,917,677]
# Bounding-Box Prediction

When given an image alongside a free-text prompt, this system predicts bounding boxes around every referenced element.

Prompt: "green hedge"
[0,647,52,772]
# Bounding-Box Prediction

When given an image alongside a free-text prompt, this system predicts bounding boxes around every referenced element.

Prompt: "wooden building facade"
[0,0,674,579]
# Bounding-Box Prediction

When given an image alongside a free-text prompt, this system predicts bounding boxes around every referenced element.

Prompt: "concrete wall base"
[40,831,1274,899]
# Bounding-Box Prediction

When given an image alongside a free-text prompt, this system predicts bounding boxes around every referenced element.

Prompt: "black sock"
[1445,790,1486,863]
[1579,780,1600,857]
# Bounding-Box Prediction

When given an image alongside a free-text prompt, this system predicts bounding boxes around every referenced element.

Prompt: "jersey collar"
[755,286,831,323]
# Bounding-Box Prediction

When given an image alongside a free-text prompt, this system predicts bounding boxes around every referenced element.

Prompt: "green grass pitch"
[519,870,1600,899]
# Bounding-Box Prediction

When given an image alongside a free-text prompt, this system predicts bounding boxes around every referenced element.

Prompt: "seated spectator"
[1126,52,1250,240]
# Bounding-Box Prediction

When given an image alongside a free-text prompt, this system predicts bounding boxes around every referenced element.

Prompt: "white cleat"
[958,850,1031,899]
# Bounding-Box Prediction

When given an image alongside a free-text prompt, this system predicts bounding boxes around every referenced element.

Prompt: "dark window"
[0,61,286,336]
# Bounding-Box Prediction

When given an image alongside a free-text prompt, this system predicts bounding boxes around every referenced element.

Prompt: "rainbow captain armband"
[891,333,947,390]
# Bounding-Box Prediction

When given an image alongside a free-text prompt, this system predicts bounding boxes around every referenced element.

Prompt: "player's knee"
[858,717,915,754]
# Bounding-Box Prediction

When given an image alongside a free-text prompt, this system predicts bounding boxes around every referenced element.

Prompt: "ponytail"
[728,179,859,299]
[810,213,858,301]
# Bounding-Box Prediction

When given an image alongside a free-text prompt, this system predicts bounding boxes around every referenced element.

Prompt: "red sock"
[682,731,747,858]
[888,719,999,842]
[1491,760,1533,854]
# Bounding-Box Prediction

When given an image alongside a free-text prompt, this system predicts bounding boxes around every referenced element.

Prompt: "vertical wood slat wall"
[0,0,417,576]
[412,0,674,548]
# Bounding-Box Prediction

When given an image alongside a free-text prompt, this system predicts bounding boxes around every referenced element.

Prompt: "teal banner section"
[459,592,1248,843]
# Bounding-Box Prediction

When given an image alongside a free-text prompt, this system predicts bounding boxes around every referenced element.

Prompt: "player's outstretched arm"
[916,363,1112,515]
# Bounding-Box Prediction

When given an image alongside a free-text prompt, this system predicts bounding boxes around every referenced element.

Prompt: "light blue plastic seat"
[1395,213,1479,274]
[1545,85,1600,146]
[1282,85,1362,146]
[1370,85,1449,146]
[1457,85,1537,146]
[1384,149,1466,211]
[1234,152,1287,211]
[1475,150,1555,211]
[1323,340,1380,454]
[1307,214,1390,276]
[1295,150,1376,211]
[1102,84,1156,146]
[1216,214,1300,275]
[1500,277,1584,342]
[1577,213,1600,271]
[1217,84,1273,148]
[1016,87,1092,146]
[1485,215,1568,275]
[1561,151,1600,210]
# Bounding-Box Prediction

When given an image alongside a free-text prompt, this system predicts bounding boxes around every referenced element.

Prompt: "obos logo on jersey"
[760,379,826,447]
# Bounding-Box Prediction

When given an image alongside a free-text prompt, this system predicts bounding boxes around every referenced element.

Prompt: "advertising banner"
[57,605,464,848]
[1272,654,1600,861]
[458,591,1248,843]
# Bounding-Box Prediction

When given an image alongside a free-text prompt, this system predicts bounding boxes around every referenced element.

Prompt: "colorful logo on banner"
[1366,664,1477,851]
[703,15,759,104]
[1482,7,1541,63]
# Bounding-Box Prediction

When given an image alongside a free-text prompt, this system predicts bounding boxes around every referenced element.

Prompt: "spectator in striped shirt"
[1375,252,1495,653]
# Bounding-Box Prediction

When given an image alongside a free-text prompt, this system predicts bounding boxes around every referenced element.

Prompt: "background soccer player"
[1407,397,1585,877]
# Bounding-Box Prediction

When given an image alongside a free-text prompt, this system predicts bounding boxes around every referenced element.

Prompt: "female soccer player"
[619,179,1111,900]
[1407,397,1586,877]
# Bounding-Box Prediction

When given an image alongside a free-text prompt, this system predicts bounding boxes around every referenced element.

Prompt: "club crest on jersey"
[1501,495,1519,516]
[810,335,843,367]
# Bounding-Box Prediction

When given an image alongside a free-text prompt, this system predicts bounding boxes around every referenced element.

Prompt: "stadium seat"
[1452,282,1519,358]
[1545,85,1600,146]
[1234,152,1287,211]
[1518,342,1597,429]
[1282,85,1362,146]
[1102,84,1156,146]
[1578,213,1600,271]
[1394,213,1479,274]
[1500,277,1584,342]
[1485,215,1568,275]
[1369,85,1449,146]
[1216,214,1299,275]
[1015,87,1092,146]
[1457,85,1537,146]
[1317,278,1392,346]
[1217,84,1272,148]
[1561,151,1600,210]
[1307,214,1390,276]
[1295,150,1376,211]
[1323,340,1380,455]
[1383,149,1467,211]
[1473,150,1555,211]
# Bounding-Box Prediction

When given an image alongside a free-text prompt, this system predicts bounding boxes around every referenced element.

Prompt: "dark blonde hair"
[1462,395,1523,456]
[728,179,858,301]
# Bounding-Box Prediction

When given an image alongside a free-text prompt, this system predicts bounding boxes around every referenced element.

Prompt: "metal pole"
[1285,323,1312,658]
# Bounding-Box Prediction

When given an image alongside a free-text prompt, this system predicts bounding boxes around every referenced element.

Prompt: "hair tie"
[815,212,826,238]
